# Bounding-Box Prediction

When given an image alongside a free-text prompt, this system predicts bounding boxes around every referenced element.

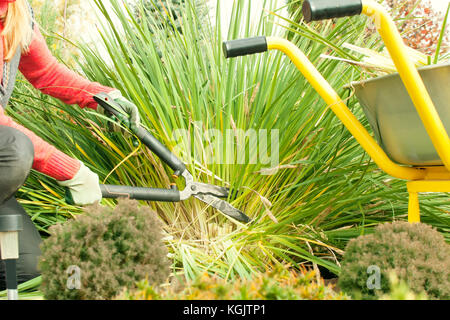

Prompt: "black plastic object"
[4,259,17,289]
[134,126,186,173]
[100,184,181,202]
[0,215,23,232]
[223,36,268,58]
[302,0,362,23]
[93,93,186,173]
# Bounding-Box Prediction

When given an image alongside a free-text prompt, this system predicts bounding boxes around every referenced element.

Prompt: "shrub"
[338,222,450,300]
[384,0,449,56]
[117,267,350,300]
[38,199,171,300]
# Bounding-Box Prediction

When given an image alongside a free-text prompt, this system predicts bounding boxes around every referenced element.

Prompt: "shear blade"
[192,183,230,198]
[194,194,251,223]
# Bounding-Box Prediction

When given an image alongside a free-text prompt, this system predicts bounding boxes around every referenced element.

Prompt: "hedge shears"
[92,93,251,223]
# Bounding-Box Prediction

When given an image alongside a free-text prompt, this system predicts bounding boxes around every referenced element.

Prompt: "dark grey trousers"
[0,125,42,290]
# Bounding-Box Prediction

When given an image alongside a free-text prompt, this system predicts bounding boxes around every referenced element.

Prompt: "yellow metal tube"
[266,36,425,181]
[407,180,450,193]
[422,166,450,180]
[361,0,450,172]
[406,180,450,223]
[407,192,420,223]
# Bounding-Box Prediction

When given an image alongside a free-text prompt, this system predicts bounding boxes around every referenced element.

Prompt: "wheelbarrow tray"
[351,62,450,166]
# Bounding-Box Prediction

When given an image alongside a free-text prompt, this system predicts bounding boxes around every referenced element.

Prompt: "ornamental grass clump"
[338,222,450,300]
[38,199,171,300]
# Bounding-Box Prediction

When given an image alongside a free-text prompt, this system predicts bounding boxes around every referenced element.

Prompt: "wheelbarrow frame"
[223,0,450,223]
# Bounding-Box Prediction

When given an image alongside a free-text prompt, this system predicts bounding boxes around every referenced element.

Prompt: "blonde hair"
[1,0,33,61]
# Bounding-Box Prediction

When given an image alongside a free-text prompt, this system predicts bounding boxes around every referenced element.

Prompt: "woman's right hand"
[104,90,141,132]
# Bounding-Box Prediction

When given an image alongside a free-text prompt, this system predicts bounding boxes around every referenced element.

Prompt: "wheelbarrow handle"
[93,93,186,173]
[222,36,268,58]
[100,184,181,202]
[302,0,363,23]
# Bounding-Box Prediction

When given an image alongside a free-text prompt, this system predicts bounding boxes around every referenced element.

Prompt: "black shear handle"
[93,93,186,173]
[100,184,181,202]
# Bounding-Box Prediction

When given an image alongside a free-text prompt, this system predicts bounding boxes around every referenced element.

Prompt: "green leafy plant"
[118,267,349,300]
[338,221,450,300]
[38,199,171,300]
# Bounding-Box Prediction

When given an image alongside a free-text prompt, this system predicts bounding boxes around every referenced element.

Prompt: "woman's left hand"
[58,161,102,205]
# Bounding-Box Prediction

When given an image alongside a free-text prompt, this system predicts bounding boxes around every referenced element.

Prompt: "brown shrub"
[338,221,450,300]
[38,199,171,300]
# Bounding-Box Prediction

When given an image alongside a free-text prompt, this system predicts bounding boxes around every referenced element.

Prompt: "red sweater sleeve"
[10,23,116,181]
[0,108,80,181]
[19,24,115,109]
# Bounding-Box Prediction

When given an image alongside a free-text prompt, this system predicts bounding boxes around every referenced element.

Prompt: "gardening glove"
[58,161,102,205]
[104,90,141,132]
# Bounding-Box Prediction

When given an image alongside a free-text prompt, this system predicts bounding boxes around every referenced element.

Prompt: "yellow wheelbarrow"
[222,0,450,223]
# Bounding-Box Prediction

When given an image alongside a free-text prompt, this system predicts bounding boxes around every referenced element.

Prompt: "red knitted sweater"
[0,21,115,181]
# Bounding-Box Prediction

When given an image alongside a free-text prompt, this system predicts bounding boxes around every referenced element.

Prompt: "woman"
[0,0,140,289]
